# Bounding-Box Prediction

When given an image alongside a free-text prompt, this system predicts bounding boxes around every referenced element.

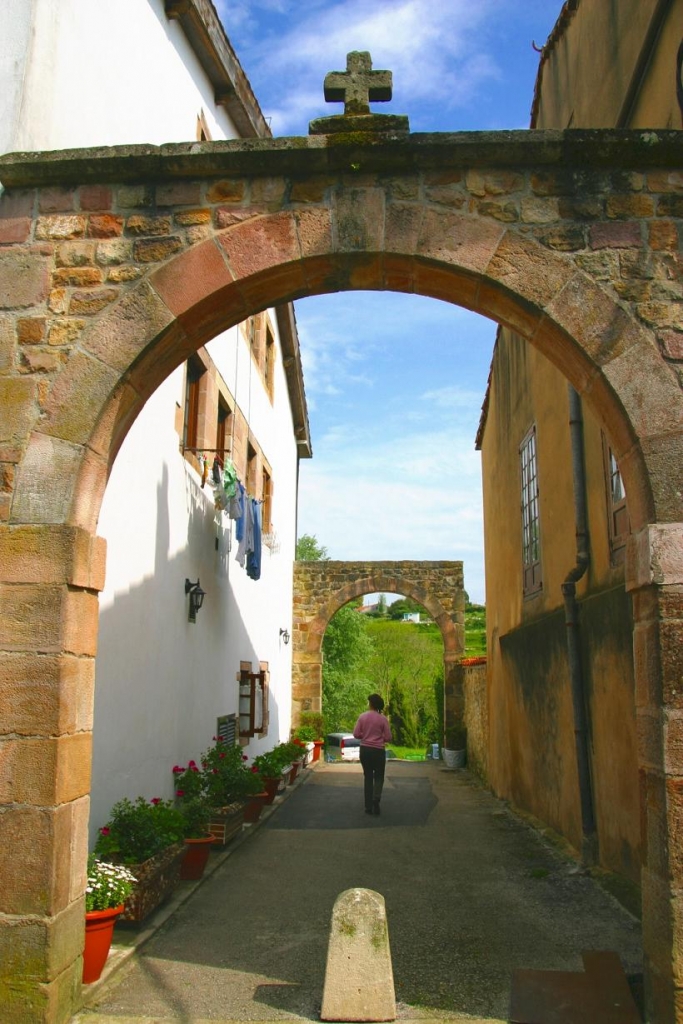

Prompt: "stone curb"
[76,763,319,1013]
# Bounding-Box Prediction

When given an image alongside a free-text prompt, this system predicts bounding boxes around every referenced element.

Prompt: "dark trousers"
[360,745,386,809]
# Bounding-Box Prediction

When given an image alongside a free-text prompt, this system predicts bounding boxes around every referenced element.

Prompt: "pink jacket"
[353,710,392,749]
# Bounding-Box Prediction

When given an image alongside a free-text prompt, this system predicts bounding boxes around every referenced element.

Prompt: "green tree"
[296,533,329,561]
[322,604,374,732]
[388,597,426,620]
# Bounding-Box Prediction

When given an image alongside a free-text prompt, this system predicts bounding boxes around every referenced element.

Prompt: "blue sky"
[215,1,564,603]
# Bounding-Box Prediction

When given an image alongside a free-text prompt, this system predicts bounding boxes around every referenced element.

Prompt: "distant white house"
[0,0,311,842]
[402,612,421,624]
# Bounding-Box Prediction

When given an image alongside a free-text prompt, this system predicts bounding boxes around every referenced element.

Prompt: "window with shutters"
[238,663,269,738]
[603,436,629,563]
[520,426,542,596]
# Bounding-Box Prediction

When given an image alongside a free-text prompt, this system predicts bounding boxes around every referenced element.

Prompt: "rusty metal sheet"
[510,951,641,1024]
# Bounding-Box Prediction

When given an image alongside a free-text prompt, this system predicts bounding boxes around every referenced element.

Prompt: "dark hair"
[368,693,384,712]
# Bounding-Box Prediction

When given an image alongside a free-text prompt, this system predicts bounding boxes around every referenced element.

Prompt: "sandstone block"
[133,236,183,262]
[0,251,50,310]
[157,181,202,207]
[87,213,124,238]
[79,184,113,211]
[207,179,246,204]
[0,652,95,735]
[69,287,118,315]
[35,214,86,240]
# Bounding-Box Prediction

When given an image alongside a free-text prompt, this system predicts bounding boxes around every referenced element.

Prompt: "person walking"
[353,693,392,815]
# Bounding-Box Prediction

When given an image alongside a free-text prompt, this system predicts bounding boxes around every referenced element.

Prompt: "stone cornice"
[2,129,683,188]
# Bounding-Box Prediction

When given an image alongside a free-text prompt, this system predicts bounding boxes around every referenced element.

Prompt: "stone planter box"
[208,801,246,846]
[120,841,185,924]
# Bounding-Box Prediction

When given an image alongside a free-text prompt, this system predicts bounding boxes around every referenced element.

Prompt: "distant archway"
[292,560,465,722]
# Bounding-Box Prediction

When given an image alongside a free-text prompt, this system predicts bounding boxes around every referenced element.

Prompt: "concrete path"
[74,761,643,1023]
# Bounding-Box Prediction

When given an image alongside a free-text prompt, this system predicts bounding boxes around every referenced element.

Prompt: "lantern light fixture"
[279,627,290,645]
[185,578,206,623]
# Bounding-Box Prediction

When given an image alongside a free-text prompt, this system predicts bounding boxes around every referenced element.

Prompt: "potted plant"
[252,747,292,803]
[298,711,325,762]
[174,739,262,845]
[83,855,137,983]
[176,795,215,880]
[94,797,187,923]
[271,740,301,783]
[443,724,467,769]
[292,724,317,765]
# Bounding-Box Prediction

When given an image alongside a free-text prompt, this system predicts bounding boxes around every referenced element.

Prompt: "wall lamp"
[185,578,206,623]
[279,627,291,645]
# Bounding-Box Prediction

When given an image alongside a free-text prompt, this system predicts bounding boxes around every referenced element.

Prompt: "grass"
[386,745,429,760]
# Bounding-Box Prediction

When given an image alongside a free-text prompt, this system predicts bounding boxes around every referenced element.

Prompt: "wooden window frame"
[238,665,269,738]
[264,322,275,400]
[261,466,272,534]
[183,356,204,453]
[216,398,232,470]
[520,426,542,596]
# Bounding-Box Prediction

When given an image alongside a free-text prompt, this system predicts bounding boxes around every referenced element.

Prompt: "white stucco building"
[0,0,311,841]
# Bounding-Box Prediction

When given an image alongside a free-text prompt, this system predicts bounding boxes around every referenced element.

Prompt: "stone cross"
[324,51,392,116]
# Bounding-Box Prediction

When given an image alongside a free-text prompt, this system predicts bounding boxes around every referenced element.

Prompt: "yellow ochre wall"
[481,0,680,884]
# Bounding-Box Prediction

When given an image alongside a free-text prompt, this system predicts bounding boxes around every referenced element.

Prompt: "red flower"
[100,826,110,836]
[188,760,197,768]
[150,797,161,805]
[172,765,184,773]
[176,790,185,798]
[242,755,248,761]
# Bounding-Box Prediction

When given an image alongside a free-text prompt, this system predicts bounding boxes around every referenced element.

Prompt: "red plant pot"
[244,792,268,822]
[83,904,123,984]
[180,836,214,880]
[289,761,301,783]
[262,776,280,804]
[312,740,324,763]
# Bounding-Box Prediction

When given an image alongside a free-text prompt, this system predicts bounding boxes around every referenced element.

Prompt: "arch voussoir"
[486,228,576,310]
[216,209,301,279]
[417,207,506,275]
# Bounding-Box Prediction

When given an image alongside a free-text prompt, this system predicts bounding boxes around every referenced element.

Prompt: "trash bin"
[432,743,440,760]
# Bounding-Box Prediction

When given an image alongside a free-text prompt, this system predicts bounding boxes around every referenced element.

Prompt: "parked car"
[325,733,361,762]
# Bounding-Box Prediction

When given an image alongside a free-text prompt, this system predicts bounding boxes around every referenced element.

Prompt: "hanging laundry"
[229,479,244,523]
[235,492,253,568]
[201,456,209,488]
[214,485,228,512]
[212,457,222,486]
[247,499,262,581]
[223,459,238,499]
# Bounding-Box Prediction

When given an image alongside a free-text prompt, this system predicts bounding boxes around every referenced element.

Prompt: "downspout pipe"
[561,385,597,866]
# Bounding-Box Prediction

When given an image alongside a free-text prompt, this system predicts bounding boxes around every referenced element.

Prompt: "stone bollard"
[320,887,396,1022]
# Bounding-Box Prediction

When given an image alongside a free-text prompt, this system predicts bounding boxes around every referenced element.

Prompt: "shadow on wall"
[90,460,279,846]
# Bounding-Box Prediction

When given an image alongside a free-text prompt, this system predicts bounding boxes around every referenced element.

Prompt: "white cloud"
[219,0,503,133]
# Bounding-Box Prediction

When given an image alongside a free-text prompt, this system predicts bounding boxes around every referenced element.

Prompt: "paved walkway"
[74,761,643,1023]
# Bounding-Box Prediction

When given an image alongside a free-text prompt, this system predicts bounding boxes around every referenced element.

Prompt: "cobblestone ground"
[75,762,642,1023]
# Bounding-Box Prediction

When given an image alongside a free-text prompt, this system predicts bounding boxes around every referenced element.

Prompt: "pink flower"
[150,797,161,805]
[172,765,185,774]
[188,760,197,768]
[100,826,110,836]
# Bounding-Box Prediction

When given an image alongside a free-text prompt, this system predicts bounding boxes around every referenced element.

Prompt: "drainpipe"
[561,385,597,866]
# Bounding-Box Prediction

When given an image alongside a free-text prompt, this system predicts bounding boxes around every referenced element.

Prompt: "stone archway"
[292,560,466,723]
[0,130,682,1022]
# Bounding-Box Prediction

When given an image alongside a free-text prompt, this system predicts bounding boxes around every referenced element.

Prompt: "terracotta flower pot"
[83,904,123,983]
[289,760,301,783]
[243,791,268,822]
[262,776,280,804]
[180,835,214,880]
[312,740,324,763]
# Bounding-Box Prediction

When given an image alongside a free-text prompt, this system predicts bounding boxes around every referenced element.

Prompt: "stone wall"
[292,560,466,720]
